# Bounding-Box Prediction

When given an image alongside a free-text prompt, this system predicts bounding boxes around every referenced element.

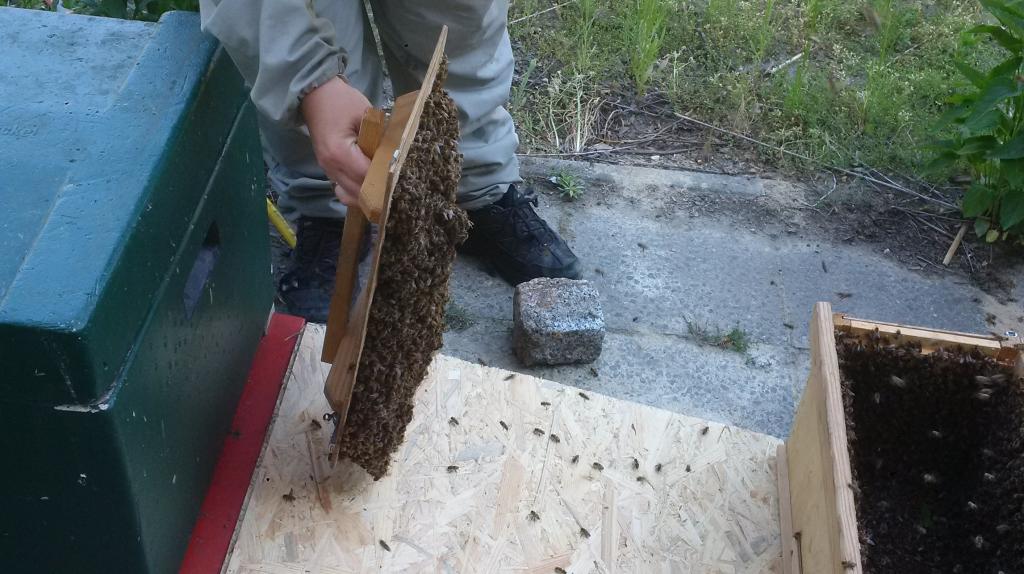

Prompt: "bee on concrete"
[636,476,647,483]
[379,540,391,552]
[541,401,551,407]
[632,458,640,470]
[579,527,591,538]
[500,420,509,431]
[503,374,515,381]
[701,426,709,436]
[555,568,567,574]
[528,510,540,521]
[655,463,663,473]
[579,392,591,400]
[592,462,604,471]
[533,428,545,436]
[571,454,580,464]
[447,465,459,473]
[549,434,561,443]
[449,416,460,427]
[685,464,692,472]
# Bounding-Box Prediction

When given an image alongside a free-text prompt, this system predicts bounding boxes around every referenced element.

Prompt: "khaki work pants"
[207,0,522,220]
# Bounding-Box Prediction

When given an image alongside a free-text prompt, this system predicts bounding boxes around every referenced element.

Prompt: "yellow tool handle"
[266,197,297,249]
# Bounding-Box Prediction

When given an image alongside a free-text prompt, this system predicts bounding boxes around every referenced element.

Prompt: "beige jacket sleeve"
[199,0,347,128]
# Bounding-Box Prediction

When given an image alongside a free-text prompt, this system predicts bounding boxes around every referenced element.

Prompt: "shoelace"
[506,188,551,242]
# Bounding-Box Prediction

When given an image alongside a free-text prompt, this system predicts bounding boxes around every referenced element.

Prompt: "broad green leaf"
[1000,191,1024,228]
[925,151,959,174]
[987,55,1023,82]
[976,217,992,237]
[955,60,988,89]
[957,135,1000,155]
[938,102,971,127]
[963,109,1005,135]
[987,228,1001,242]
[963,183,996,217]
[966,77,1024,128]
[967,24,1024,52]
[982,0,1024,34]
[1005,158,1024,188]
[989,132,1024,159]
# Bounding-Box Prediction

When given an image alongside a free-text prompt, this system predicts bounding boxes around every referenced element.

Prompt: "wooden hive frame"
[777,302,1024,574]
[319,28,449,463]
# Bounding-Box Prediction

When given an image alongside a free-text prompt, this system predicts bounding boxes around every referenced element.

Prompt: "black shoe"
[277,217,343,323]
[460,184,581,285]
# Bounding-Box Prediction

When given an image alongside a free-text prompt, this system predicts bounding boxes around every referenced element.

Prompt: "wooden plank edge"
[776,444,801,574]
[384,26,448,198]
[815,303,863,574]
[321,212,368,365]
[321,109,386,362]
[834,313,1024,364]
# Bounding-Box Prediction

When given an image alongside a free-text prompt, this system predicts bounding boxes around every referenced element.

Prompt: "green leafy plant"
[551,170,585,201]
[932,0,1024,241]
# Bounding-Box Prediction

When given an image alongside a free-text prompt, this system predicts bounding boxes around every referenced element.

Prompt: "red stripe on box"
[179,313,305,574]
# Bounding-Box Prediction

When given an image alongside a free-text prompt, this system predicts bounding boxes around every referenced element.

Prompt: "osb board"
[225,324,783,573]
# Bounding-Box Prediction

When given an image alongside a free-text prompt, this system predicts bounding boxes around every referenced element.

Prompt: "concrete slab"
[441,157,1024,439]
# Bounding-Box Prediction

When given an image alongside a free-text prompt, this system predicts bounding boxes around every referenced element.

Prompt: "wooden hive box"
[777,302,1024,574]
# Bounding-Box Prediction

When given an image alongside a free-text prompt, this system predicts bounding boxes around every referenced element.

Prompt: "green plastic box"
[0,8,273,573]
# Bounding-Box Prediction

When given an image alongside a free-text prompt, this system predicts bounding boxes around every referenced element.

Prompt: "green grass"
[685,319,752,354]
[508,0,1001,176]
[624,0,670,93]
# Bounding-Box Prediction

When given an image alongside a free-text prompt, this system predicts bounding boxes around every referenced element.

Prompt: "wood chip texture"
[225,325,784,573]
